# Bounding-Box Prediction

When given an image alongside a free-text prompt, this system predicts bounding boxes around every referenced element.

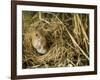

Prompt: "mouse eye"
[36,33,40,38]
[36,33,38,36]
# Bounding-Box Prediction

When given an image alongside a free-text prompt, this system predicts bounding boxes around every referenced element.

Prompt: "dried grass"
[22,11,89,68]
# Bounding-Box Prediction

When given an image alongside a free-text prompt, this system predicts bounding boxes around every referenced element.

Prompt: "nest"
[22,11,89,69]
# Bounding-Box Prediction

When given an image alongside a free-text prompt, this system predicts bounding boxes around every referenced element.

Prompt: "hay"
[22,11,89,69]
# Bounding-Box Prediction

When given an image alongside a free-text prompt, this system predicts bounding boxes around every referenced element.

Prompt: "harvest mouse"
[31,30,48,54]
